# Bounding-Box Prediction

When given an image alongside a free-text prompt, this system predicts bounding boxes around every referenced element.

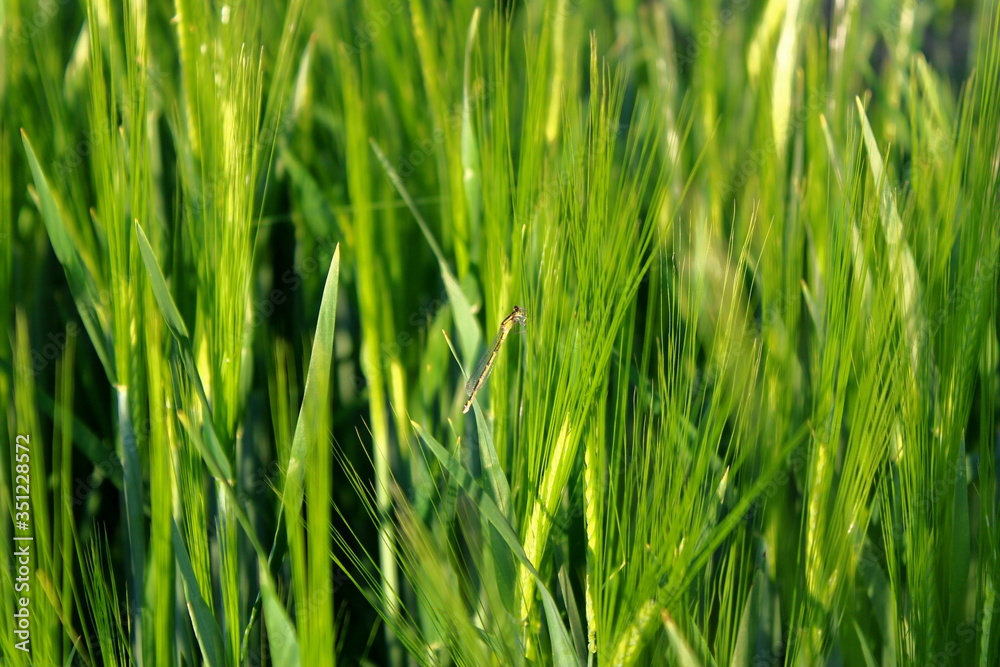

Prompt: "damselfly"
[462,306,527,414]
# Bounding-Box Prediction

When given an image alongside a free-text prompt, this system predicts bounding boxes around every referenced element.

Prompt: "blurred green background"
[1,0,999,665]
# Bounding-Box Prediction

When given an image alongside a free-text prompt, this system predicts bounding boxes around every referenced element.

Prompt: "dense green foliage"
[1,0,999,665]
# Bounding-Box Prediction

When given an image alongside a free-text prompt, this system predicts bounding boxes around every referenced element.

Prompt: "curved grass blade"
[134,220,232,482]
[442,331,512,520]
[260,564,301,667]
[116,385,146,662]
[140,218,302,662]
[283,244,340,519]
[674,422,811,599]
[174,406,301,665]
[370,138,482,362]
[470,398,513,523]
[461,8,482,235]
[242,245,339,661]
[21,129,116,383]
[661,610,702,667]
[948,439,970,625]
[173,521,226,667]
[411,420,578,667]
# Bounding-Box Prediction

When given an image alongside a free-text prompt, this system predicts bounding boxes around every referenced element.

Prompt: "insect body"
[462,306,527,414]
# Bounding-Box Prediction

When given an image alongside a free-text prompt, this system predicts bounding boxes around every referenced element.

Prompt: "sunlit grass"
[1,1,998,666]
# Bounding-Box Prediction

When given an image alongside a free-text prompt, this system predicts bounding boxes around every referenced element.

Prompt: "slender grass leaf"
[173,410,267,559]
[677,422,810,597]
[411,420,579,667]
[260,563,301,667]
[135,220,232,482]
[853,620,880,667]
[21,129,116,383]
[471,388,512,519]
[981,580,996,667]
[133,220,191,340]
[443,329,511,518]
[0,367,123,489]
[172,522,226,667]
[662,610,702,667]
[443,270,481,369]
[116,386,146,661]
[461,8,482,235]
[558,564,586,663]
[859,540,896,667]
[370,138,481,361]
[369,138,446,266]
[280,145,336,239]
[949,440,970,624]
[283,244,340,519]
[731,569,764,665]
[855,98,923,365]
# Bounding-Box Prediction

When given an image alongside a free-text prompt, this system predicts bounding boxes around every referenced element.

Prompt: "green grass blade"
[20,130,115,383]
[260,563,301,667]
[172,522,226,667]
[283,244,341,518]
[471,399,513,521]
[370,137,482,362]
[116,386,146,665]
[662,611,702,667]
[411,420,578,666]
[949,438,971,625]
[461,8,483,237]
[133,220,191,340]
[134,220,231,482]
